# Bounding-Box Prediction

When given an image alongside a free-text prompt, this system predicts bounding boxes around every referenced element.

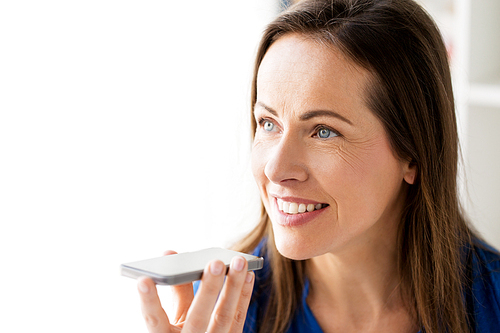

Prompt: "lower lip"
[273,199,327,227]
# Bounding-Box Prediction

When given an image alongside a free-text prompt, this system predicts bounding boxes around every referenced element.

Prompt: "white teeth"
[277,199,326,215]
[283,201,290,212]
[298,204,306,213]
[289,203,299,214]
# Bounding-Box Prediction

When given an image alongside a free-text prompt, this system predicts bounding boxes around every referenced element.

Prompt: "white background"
[0,1,275,332]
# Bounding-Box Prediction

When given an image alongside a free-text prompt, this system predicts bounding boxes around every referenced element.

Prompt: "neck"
[307,237,401,313]
[306,219,415,331]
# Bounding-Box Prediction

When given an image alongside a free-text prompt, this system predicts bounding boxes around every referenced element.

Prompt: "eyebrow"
[255,101,353,126]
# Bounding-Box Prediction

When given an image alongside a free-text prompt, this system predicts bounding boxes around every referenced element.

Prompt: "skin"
[137,251,255,333]
[251,34,417,332]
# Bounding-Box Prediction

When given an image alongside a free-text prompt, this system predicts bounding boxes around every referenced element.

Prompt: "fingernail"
[210,261,224,276]
[246,272,254,283]
[138,280,149,293]
[232,256,245,272]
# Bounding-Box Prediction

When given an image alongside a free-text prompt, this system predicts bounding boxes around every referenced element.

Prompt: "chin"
[272,229,323,261]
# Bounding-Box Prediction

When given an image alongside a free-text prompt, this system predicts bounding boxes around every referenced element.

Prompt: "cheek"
[329,147,404,221]
[251,142,267,187]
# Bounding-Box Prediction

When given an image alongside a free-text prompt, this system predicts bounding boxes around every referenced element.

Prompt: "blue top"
[195,240,500,332]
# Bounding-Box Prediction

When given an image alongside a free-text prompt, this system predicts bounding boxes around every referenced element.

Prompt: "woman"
[137,0,500,332]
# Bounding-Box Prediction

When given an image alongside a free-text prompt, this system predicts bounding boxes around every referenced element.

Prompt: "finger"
[171,282,194,324]
[207,256,248,333]
[229,271,255,333]
[138,276,171,333]
[162,250,194,324]
[181,260,226,333]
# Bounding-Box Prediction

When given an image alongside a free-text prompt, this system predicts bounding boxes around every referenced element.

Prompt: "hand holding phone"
[129,248,260,333]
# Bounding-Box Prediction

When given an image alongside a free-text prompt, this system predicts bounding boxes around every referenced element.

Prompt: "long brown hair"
[234,0,476,332]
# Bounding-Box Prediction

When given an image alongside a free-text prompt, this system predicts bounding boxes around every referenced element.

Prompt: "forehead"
[256,34,372,121]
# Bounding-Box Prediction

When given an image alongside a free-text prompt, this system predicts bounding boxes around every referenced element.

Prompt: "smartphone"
[121,247,264,285]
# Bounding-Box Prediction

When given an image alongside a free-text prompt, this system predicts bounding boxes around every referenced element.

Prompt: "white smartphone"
[121,247,264,285]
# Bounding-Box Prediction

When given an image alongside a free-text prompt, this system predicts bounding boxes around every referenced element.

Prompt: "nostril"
[265,161,309,184]
[262,140,309,183]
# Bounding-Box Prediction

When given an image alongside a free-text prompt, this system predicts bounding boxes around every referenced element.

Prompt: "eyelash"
[257,117,269,126]
[313,125,341,139]
[257,117,341,138]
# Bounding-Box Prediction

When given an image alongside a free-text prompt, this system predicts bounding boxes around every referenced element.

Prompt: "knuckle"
[213,311,232,327]
[142,313,159,328]
[240,285,253,299]
[233,309,246,327]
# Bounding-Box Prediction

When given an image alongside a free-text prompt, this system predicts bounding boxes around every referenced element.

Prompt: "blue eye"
[317,127,337,139]
[263,120,275,132]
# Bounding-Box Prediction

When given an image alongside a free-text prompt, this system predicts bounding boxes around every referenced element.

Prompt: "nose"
[264,133,309,184]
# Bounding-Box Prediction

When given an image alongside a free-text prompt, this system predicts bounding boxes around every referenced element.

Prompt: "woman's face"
[251,34,415,260]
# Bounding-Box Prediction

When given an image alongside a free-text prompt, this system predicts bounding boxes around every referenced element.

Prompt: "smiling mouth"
[277,198,329,215]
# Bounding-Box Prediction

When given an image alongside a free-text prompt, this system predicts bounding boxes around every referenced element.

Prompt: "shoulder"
[470,240,500,282]
[466,239,500,332]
